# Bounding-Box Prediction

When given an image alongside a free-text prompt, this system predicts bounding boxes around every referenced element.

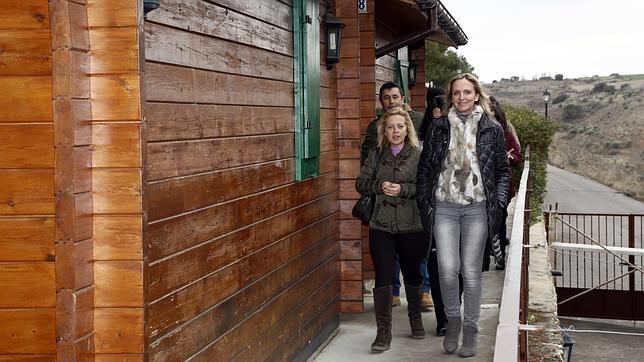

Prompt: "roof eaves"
[436,1,468,46]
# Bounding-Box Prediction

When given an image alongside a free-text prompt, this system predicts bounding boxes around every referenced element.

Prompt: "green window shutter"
[293,0,321,180]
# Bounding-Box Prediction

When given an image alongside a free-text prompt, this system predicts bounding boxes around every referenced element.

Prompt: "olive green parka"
[355,143,424,234]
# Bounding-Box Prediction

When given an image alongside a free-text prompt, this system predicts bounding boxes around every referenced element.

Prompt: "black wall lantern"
[408,61,418,87]
[324,12,345,69]
[144,0,160,16]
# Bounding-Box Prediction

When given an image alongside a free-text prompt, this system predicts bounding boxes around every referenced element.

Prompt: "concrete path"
[311,270,505,361]
[558,317,644,362]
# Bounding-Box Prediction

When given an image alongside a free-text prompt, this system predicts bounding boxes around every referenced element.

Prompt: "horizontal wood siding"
[87,0,144,359]
[336,2,364,313]
[144,0,339,360]
[0,0,56,358]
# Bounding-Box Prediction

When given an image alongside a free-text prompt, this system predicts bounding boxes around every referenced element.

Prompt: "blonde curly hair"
[376,107,420,150]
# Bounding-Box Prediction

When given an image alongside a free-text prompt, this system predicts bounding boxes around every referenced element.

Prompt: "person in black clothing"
[422,86,462,337]
[419,86,445,140]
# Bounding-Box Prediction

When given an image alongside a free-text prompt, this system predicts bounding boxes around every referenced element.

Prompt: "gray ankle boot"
[459,326,478,357]
[443,317,461,353]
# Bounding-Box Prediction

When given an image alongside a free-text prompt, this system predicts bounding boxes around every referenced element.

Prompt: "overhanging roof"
[375,0,467,57]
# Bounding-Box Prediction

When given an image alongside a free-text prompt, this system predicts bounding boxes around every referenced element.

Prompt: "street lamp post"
[543,89,551,118]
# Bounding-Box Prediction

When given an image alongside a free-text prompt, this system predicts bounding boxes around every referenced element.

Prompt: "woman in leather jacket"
[416,73,510,357]
[355,107,428,352]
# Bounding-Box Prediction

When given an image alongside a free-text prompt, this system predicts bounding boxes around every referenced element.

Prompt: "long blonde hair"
[444,73,493,117]
[376,107,420,150]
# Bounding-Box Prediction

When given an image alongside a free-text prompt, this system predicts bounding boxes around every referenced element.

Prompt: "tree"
[425,40,475,89]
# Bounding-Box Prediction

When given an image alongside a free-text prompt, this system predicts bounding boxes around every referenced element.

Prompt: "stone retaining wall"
[527,222,564,361]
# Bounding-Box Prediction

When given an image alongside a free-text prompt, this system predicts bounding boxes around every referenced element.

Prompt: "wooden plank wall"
[374,33,397,109]
[357,5,378,283]
[336,1,363,313]
[409,45,427,113]
[143,0,340,359]
[0,1,57,358]
[87,0,145,360]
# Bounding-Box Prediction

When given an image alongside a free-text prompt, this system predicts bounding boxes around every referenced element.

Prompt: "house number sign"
[358,0,367,13]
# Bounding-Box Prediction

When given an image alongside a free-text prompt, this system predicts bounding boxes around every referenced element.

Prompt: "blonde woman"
[417,73,510,357]
[355,107,428,352]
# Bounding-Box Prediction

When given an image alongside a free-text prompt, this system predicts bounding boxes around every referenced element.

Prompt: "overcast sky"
[443,0,644,83]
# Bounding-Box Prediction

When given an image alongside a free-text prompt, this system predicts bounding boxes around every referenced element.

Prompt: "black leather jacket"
[416,112,511,247]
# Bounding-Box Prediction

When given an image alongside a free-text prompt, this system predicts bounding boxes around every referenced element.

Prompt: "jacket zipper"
[392,153,397,234]
[476,120,493,236]
[431,127,449,209]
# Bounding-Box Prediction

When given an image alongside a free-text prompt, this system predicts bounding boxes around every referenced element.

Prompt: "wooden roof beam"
[375,28,435,58]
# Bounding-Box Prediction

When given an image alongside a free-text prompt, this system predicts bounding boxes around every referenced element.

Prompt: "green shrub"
[592,82,616,94]
[552,93,569,104]
[505,105,558,223]
[562,104,585,121]
[604,140,632,149]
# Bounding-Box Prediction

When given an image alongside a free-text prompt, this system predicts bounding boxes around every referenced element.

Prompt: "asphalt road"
[544,166,644,361]
[543,164,644,213]
[543,164,643,299]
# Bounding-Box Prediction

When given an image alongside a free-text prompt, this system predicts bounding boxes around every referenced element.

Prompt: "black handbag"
[352,150,382,224]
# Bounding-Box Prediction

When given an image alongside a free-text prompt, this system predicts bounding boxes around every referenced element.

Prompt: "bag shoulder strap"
[371,148,383,179]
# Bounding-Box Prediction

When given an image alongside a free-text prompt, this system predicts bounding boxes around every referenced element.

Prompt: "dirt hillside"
[485,75,644,201]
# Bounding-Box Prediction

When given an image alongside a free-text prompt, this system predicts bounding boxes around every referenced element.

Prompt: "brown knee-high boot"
[371,285,393,352]
[404,283,426,339]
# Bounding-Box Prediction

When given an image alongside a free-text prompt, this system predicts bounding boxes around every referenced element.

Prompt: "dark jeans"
[499,206,509,257]
[369,229,428,288]
[393,255,431,296]
[483,206,509,271]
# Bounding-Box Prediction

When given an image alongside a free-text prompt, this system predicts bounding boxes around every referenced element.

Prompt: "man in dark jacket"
[360,82,424,165]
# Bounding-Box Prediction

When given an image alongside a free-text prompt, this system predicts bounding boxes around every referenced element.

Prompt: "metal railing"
[545,210,644,320]
[494,146,531,362]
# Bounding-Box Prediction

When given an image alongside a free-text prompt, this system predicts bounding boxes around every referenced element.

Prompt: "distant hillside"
[486,74,644,202]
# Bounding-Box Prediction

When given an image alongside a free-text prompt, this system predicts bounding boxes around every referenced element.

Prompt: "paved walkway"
[311,199,521,362]
[311,270,505,361]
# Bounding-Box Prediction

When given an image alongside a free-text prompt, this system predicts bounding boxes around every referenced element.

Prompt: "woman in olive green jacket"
[355,107,428,352]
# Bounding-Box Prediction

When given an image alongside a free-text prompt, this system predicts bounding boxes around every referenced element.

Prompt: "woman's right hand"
[382,181,401,197]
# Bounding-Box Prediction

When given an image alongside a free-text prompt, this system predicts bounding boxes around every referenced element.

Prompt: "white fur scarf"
[435,106,486,204]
